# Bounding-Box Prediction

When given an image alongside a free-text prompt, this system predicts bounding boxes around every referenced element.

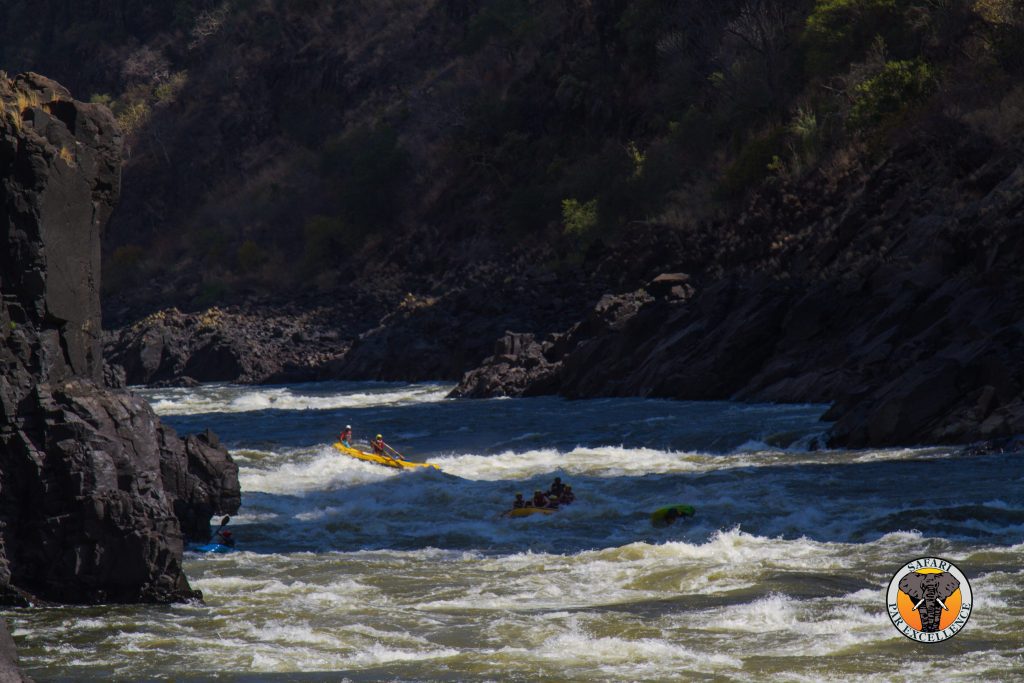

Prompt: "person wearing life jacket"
[532,491,557,507]
[213,529,235,547]
[371,434,386,455]
[512,493,527,509]
[559,485,575,505]
[548,477,566,498]
[339,425,353,447]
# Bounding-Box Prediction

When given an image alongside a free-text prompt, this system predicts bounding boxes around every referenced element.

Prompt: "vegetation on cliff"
[2,1,1021,320]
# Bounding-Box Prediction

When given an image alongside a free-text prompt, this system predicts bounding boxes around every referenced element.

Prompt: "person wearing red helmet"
[213,528,235,547]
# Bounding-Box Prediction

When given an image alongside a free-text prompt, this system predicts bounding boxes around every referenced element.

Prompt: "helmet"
[376,434,383,439]
[345,425,352,430]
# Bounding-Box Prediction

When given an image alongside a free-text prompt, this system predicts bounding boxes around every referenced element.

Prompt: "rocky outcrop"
[104,306,350,386]
[453,128,1024,448]
[0,618,30,682]
[326,260,607,382]
[452,275,690,398]
[1,73,239,606]
[450,332,561,398]
[104,255,609,386]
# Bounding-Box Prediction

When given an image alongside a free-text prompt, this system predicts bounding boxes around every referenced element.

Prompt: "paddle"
[208,515,230,544]
[382,442,407,462]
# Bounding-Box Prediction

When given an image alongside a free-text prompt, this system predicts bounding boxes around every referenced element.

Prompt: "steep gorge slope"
[3,1,1024,447]
[454,119,1024,447]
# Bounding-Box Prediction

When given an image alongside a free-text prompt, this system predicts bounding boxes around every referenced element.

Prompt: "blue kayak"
[193,543,236,553]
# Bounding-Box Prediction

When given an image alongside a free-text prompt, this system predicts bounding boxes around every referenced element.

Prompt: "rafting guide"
[332,426,439,470]
[886,557,973,642]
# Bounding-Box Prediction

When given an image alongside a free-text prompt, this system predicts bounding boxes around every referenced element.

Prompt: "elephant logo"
[887,557,972,642]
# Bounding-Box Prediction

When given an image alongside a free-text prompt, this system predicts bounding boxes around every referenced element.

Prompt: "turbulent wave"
[11,531,1024,680]
[142,382,453,416]
[222,438,1024,557]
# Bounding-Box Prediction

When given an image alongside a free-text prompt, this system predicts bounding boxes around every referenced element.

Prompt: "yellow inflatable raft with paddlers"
[504,506,557,517]
[332,443,440,470]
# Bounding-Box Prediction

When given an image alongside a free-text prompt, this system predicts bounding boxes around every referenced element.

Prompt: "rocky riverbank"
[453,124,1024,448]
[0,619,29,682]
[1,72,238,614]
[103,253,612,387]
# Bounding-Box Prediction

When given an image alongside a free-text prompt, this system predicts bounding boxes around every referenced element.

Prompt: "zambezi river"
[5,382,1024,681]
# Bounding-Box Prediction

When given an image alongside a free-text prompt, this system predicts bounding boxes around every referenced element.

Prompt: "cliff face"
[453,124,1024,448]
[0,618,30,682]
[0,73,239,606]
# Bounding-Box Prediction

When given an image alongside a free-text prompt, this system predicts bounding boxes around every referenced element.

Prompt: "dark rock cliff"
[453,125,1024,448]
[0,73,239,607]
[0,618,30,682]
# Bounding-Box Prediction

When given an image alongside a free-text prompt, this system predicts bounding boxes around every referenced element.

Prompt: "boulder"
[450,332,561,398]
[104,305,352,386]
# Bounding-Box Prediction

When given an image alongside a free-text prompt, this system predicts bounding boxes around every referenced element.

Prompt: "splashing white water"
[143,383,453,416]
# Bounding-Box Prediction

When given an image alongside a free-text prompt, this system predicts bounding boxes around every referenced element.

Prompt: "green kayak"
[651,504,695,527]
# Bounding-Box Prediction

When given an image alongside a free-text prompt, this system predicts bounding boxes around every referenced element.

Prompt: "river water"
[4,382,1023,681]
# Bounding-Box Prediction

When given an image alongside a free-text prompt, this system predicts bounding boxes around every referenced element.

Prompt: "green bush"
[716,128,786,198]
[803,0,911,77]
[561,198,598,239]
[848,59,936,130]
[668,107,718,164]
[320,126,409,231]
[236,239,267,274]
[463,0,538,53]
[194,225,230,264]
[982,2,1024,71]
[194,280,228,308]
[303,215,363,274]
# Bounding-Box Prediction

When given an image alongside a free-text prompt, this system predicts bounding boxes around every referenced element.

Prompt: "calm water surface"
[4,382,1023,681]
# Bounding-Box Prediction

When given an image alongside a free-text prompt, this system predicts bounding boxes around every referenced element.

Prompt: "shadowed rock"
[1,73,238,610]
[453,131,1024,448]
[0,618,31,682]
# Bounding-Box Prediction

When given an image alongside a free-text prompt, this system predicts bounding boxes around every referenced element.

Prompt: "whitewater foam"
[144,382,453,416]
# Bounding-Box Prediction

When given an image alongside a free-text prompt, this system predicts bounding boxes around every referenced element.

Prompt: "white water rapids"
[4,382,1023,681]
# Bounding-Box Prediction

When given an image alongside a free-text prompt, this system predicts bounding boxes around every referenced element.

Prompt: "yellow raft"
[332,443,439,470]
[505,506,556,518]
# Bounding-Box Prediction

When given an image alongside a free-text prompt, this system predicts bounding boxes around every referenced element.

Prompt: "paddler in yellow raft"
[333,426,439,470]
[503,478,574,517]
